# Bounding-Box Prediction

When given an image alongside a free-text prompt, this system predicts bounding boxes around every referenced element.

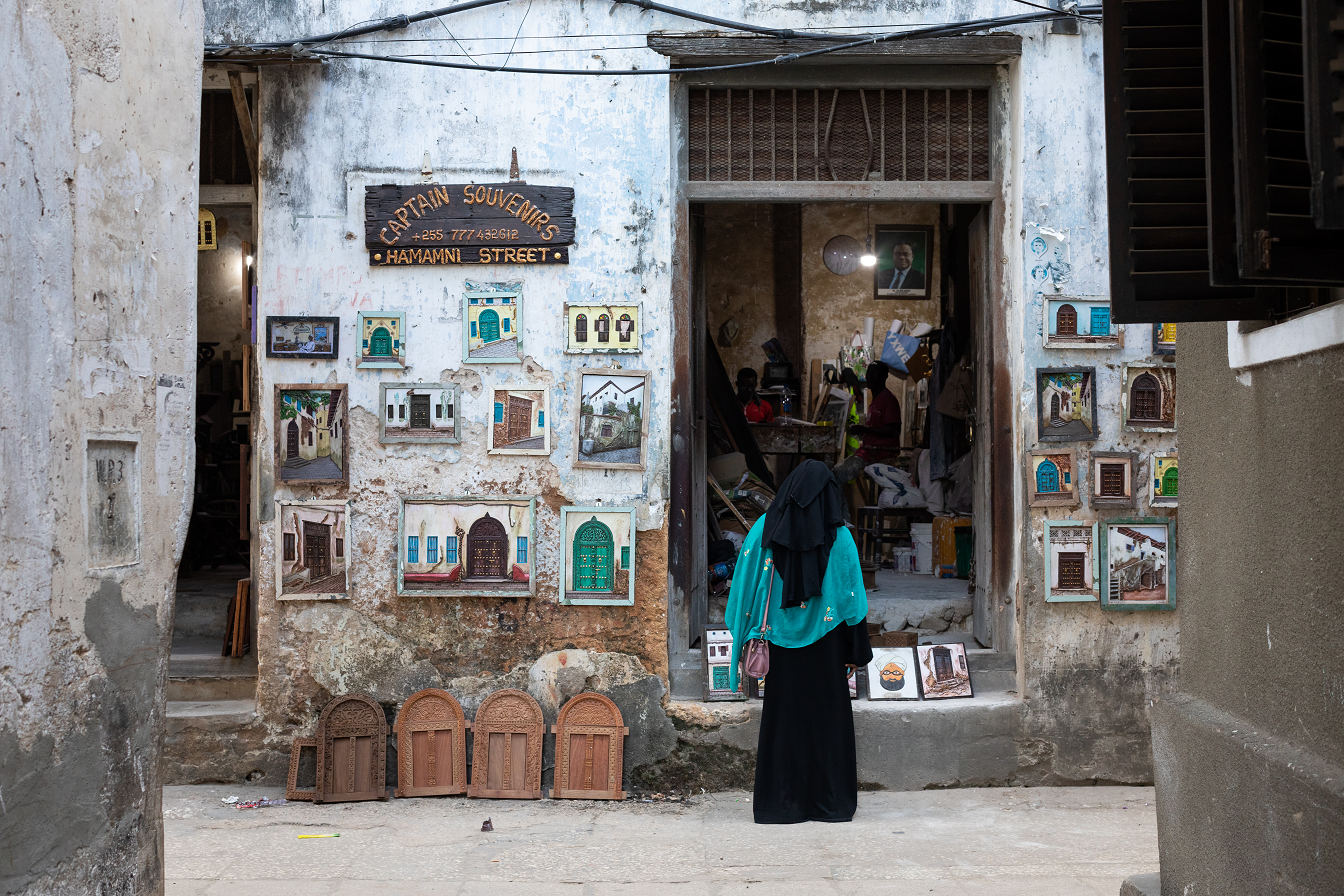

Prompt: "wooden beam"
[647,32,1022,64]
[199,184,255,205]
[685,180,999,202]
[227,71,259,185]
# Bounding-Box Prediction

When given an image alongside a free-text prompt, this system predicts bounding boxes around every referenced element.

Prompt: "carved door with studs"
[467,688,543,799]
[394,688,470,798]
[550,692,628,800]
[314,694,388,803]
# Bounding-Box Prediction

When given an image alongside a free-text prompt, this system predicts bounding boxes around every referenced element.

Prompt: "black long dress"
[753,620,873,824]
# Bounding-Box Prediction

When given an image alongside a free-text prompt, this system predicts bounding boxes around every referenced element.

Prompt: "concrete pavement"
[165,784,1157,894]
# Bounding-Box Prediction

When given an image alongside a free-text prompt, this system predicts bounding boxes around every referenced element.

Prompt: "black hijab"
[761,459,847,609]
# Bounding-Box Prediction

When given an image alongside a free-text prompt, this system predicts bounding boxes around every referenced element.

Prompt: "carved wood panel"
[467,688,543,799]
[550,693,628,800]
[286,736,317,801]
[394,688,471,798]
[314,693,388,803]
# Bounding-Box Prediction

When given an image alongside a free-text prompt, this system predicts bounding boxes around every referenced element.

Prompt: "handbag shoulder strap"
[760,556,774,634]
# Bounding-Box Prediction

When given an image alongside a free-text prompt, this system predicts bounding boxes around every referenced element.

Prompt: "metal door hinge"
[1255,229,1279,270]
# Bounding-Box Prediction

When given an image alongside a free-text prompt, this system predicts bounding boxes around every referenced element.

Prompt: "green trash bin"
[954,527,973,579]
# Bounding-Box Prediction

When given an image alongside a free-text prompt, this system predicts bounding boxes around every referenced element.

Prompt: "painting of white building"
[379,383,459,443]
[577,370,648,469]
[1105,522,1170,605]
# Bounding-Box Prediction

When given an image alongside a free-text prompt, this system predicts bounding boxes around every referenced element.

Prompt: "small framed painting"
[1090,451,1139,509]
[1099,518,1175,610]
[356,312,406,369]
[1153,323,1177,356]
[1122,364,1176,432]
[1043,297,1119,348]
[1036,367,1099,442]
[1044,521,1099,602]
[915,643,974,699]
[704,628,746,701]
[463,287,522,364]
[398,496,536,597]
[378,383,460,444]
[488,387,550,455]
[560,506,636,606]
[873,224,935,299]
[276,500,349,600]
[266,316,339,359]
[576,368,649,470]
[1150,453,1179,507]
[565,304,641,353]
[274,385,348,486]
[1029,448,1080,508]
[866,646,921,700]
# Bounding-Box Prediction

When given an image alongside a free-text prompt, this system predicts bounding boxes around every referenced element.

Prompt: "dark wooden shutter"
[1059,553,1087,589]
[1302,0,1344,227]
[1100,463,1127,496]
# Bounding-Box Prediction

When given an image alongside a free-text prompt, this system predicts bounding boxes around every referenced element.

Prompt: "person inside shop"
[848,361,903,463]
[726,459,872,824]
[737,367,775,423]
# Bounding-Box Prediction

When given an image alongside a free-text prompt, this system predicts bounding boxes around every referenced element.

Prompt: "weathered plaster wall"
[0,0,201,891]
[704,204,775,383]
[197,206,251,355]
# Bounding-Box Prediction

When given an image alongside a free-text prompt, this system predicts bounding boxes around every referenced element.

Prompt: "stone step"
[167,676,257,701]
[166,699,257,735]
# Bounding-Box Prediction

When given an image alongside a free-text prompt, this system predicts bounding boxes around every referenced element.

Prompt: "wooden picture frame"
[1122,363,1177,432]
[1089,451,1139,510]
[550,693,628,800]
[1152,322,1177,356]
[394,688,470,798]
[397,496,537,597]
[276,500,349,600]
[866,646,921,700]
[1150,453,1179,508]
[378,382,461,444]
[1035,367,1099,443]
[314,694,388,803]
[915,643,974,699]
[285,736,318,801]
[1044,520,1100,602]
[873,224,935,299]
[356,311,407,369]
[559,506,636,606]
[564,303,642,353]
[1028,447,1081,508]
[265,316,339,360]
[463,288,522,364]
[1043,297,1120,349]
[703,628,746,701]
[1099,518,1176,611]
[487,387,550,455]
[467,688,543,800]
[575,368,649,470]
[274,384,349,485]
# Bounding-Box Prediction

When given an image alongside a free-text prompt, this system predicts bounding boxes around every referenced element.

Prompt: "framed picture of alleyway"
[575,368,649,470]
[463,287,523,364]
[276,500,349,600]
[487,387,550,455]
[274,385,349,486]
[378,382,461,445]
[1035,367,1098,443]
[1098,517,1175,611]
[356,311,407,369]
[265,316,340,360]
[559,506,636,605]
[397,497,537,597]
[1043,520,1099,602]
[564,303,642,354]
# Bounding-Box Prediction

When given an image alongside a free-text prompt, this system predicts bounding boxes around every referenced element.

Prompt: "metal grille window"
[687,88,992,182]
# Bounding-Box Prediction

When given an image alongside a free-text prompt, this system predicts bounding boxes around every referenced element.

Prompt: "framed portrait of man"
[873,225,935,299]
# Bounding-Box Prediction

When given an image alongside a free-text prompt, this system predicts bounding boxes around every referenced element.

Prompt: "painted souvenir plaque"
[1029,448,1080,508]
[866,646,920,700]
[1153,322,1177,356]
[463,286,522,363]
[915,643,974,699]
[565,304,641,353]
[488,387,549,455]
[559,506,636,605]
[274,385,348,485]
[1123,364,1176,431]
[1044,521,1099,602]
[398,497,536,597]
[1090,451,1138,509]
[576,369,649,470]
[874,224,934,299]
[1100,518,1175,610]
[1044,297,1118,348]
[379,383,460,444]
[357,312,406,368]
[276,501,348,600]
[266,316,339,359]
[703,628,746,701]
[1151,453,1179,507]
[1036,368,1098,442]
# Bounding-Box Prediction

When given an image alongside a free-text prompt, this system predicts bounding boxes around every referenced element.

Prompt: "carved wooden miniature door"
[467,688,542,799]
[314,694,387,803]
[394,688,470,798]
[550,693,628,800]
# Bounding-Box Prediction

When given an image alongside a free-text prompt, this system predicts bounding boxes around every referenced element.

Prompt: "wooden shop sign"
[365,182,575,266]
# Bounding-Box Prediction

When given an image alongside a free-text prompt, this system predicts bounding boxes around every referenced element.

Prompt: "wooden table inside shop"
[748,422,842,456]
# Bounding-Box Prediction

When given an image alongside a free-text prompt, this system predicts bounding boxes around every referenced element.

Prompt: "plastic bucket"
[910,523,934,575]
[954,528,974,579]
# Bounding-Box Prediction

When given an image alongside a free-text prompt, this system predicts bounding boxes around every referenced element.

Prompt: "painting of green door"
[478,310,500,344]
[573,518,613,591]
[370,327,393,356]
[1161,465,1178,497]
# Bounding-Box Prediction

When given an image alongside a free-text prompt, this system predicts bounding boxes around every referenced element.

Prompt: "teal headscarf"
[725,516,868,692]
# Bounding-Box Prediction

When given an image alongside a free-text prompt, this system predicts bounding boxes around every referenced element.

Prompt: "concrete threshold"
[166,699,258,735]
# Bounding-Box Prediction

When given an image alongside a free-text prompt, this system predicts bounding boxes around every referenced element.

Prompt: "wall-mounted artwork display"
[866,646,921,700]
[1043,297,1118,348]
[565,304,641,353]
[378,383,460,444]
[1036,368,1098,442]
[1150,453,1179,507]
[560,506,636,605]
[576,369,648,469]
[1090,451,1138,509]
[1153,322,1177,356]
[463,288,522,363]
[874,224,934,299]
[276,501,349,600]
[266,316,339,359]
[1122,364,1176,431]
[275,385,348,485]
[1100,518,1175,610]
[488,387,550,455]
[1029,448,1080,508]
[704,628,746,701]
[915,643,974,699]
[1026,225,1071,299]
[1044,521,1099,602]
[398,497,536,597]
[356,312,406,368]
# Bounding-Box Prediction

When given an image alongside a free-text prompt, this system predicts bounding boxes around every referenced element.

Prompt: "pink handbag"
[741,557,774,679]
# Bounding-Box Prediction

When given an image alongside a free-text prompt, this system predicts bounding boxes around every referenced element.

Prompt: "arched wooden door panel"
[573,518,613,591]
[287,420,300,458]
[1049,393,1061,424]
[574,313,587,343]
[466,515,507,578]
[478,309,500,343]
[550,693,628,800]
[467,688,543,799]
[1056,304,1077,335]
[1035,460,1059,494]
[395,688,470,798]
[314,694,387,803]
[1161,466,1179,497]
[1130,373,1160,421]
[370,326,392,356]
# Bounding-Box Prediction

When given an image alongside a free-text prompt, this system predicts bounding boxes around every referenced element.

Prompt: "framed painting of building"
[1150,453,1179,507]
[274,385,348,485]
[356,312,406,369]
[559,506,636,605]
[914,643,974,699]
[866,646,921,700]
[564,303,641,354]
[1035,368,1098,443]
[1099,518,1175,610]
[576,368,649,470]
[1044,521,1099,602]
[463,288,522,364]
[1122,364,1176,432]
[398,497,536,597]
[1152,322,1177,356]
[265,316,339,359]
[487,387,550,455]
[1043,297,1119,348]
[1028,447,1080,507]
[378,383,460,444]
[873,224,935,299]
[276,500,349,600]
[1089,451,1138,509]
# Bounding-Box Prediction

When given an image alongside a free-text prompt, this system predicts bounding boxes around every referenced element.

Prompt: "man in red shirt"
[849,361,902,463]
[737,368,775,423]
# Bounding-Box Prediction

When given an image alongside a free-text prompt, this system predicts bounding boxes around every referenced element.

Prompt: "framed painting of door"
[378,383,461,445]
[1042,297,1120,349]
[463,286,523,364]
[1089,451,1139,510]
[564,303,642,354]
[1150,453,1178,508]
[1028,448,1080,508]
[356,312,407,369]
[397,496,537,597]
[276,500,349,600]
[559,506,636,606]
[1043,521,1099,602]
[1121,364,1176,432]
[274,384,349,486]
[486,387,550,456]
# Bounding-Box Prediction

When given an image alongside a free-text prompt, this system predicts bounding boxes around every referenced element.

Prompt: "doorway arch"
[478,310,500,343]
[573,517,614,591]
[1036,460,1060,493]
[466,515,507,578]
[370,326,392,356]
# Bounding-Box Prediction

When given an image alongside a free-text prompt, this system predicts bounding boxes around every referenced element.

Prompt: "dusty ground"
[164,784,1157,894]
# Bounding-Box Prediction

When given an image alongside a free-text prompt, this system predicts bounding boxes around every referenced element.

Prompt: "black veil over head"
[760,459,847,609]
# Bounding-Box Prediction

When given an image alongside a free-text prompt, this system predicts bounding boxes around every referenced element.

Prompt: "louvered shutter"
[1300,0,1344,228]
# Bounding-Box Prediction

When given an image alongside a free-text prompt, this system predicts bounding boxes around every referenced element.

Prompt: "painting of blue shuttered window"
[1089,306,1110,335]
[494,402,504,423]
[427,537,438,564]
[517,537,528,564]
[1036,460,1060,493]
[470,321,477,337]
[406,536,419,563]
[445,536,459,564]
[502,317,510,333]
[537,410,544,428]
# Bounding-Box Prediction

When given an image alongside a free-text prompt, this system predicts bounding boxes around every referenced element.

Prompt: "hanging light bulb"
[860,234,877,267]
